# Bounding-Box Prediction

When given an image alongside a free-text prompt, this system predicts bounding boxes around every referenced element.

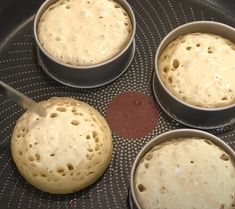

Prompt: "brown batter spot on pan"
[106,92,159,138]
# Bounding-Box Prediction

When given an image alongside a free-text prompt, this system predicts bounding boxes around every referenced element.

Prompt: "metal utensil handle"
[0,81,46,117]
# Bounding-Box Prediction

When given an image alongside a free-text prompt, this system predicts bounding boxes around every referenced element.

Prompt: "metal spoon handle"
[0,81,46,117]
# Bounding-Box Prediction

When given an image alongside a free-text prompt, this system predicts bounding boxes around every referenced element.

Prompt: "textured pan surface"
[0,0,235,209]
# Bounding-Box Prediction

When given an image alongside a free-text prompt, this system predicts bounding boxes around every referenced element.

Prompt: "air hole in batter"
[172,59,179,69]
[221,96,228,101]
[137,184,146,192]
[35,153,40,161]
[95,144,100,151]
[71,120,79,126]
[40,173,47,177]
[57,107,66,112]
[87,148,93,152]
[67,163,74,170]
[163,67,169,73]
[167,77,173,84]
[57,168,64,174]
[50,113,57,118]
[92,131,98,138]
[144,163,149,169]
[95,137,99,143]
[146,154,153,161]
[28,156,34,161]
[208,47,213,54]
[220,153,229,161]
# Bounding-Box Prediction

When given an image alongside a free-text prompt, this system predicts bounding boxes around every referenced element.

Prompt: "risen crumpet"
[158,33,235,108]
[37,0,132,65]
[134,138,235,209]
[11,97,112,194]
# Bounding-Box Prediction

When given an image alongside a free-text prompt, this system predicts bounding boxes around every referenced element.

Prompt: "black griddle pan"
[0,0,235,208]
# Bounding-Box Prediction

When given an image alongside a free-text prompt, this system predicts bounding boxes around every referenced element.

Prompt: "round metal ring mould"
[34,0,136,88]
[130,128,235,209]
[36,39,135,88]
[152,71,234,129]
[154,21,235,129]
[128,189,138,209]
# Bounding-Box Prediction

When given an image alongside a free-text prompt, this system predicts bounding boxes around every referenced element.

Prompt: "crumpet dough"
[11,97,113,194]
[158,33,235,108]
[37,0,132,65]
[134,138,235,209]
